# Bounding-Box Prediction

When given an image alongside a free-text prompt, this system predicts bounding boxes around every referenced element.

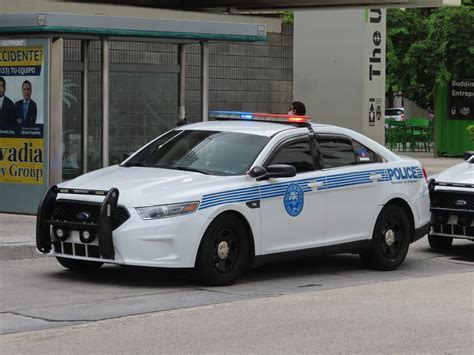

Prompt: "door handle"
[308,181,324,190]
[369,174,383,182]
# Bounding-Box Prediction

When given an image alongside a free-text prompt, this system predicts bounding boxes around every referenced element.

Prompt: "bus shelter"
[0,12,266,213]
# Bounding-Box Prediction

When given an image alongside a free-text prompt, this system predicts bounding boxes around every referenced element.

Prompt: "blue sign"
[284,183,304,217]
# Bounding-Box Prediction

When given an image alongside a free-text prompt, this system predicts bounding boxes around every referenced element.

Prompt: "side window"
[267,138,315,174]
[317,136,356,168]
[353,140,383,164]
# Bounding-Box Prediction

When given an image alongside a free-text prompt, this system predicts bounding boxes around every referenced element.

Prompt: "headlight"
[136,201,200,220]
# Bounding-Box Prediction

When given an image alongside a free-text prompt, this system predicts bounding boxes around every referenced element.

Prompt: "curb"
[0,243,44,261]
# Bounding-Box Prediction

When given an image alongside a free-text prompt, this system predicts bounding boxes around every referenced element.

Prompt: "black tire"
[428,235,453,250]
[361,205,411,271]
[56,257,104,272]
[195,214,249,286]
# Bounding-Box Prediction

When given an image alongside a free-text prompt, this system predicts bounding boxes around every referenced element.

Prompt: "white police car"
[36,111,430,285]
[428,151,474,249]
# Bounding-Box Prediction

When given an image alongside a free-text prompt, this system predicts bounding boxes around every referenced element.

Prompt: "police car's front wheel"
[361,205,410,271]
[195,214,249,286]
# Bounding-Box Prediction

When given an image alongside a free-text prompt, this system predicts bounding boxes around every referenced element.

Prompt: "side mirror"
[463,151,474,162]
[266,164,296,179]
[248,166,267,179]
[248,164,296,181]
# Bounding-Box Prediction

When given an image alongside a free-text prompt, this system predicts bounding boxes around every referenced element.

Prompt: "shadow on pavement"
[45,253,365,288]
[42,241,472,288]
[420,242,474,262]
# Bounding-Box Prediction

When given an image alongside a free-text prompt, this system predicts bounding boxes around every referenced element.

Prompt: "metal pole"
[101,37,109,167]
[49,38,63,185]
[200,41,209,122]
[81,40,89,173]
[178,44,186,123]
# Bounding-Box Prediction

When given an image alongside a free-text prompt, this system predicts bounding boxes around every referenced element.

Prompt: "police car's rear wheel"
[195,214,248,286]
[428,235,453,250]
[362,205,410,271]
[56,257,103,272]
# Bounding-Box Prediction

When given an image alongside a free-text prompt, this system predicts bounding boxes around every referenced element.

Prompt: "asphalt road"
[1,238,473,353]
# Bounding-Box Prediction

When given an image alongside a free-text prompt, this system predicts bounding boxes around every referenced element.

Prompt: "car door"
[316,134,387,244]
[259,134,327,255]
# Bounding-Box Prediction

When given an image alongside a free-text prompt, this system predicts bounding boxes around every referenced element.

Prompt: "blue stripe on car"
[198,167,419,210]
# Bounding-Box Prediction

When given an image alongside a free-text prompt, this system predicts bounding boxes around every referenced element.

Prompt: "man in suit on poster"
[15,80,37,125]
[0,76,16,125]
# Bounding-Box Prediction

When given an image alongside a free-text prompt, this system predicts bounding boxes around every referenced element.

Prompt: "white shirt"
[0,96,4,110]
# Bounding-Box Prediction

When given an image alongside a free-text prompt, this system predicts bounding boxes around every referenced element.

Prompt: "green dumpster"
[435,82,474,156]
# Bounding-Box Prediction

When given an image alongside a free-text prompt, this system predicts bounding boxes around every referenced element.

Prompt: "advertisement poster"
[0,40,46,185]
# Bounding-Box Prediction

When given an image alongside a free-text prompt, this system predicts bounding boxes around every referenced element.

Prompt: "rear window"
[317,135,383,168]
[317,136,356,168]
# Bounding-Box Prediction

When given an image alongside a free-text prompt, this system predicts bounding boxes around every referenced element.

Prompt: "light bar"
[209,111,311,124]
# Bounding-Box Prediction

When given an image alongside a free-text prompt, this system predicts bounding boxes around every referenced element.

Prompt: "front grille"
[53,242,101,258]
[431,224,474,237]
[431,190,474,211]
[48,200,130,230]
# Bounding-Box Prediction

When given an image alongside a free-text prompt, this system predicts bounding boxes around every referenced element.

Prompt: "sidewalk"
[0,153,464,261]
[0,213,38,261]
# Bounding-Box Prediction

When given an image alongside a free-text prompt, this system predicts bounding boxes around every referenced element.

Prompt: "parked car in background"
[385,107,405,122]
[428,151,474,249]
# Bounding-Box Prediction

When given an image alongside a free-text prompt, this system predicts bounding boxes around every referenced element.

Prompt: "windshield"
[122,129,270,175]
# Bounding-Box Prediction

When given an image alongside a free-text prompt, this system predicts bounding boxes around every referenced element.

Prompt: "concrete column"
[50,37,63,185]
[294,9,386,144]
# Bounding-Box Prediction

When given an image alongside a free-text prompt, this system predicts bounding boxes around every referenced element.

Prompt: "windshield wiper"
[171,166,211,175]
[121,162,148,168]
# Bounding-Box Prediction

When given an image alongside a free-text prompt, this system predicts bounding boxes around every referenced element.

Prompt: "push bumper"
[36,185,121,259]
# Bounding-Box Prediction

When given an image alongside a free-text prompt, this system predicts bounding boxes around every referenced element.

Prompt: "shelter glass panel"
[62,70,178,180]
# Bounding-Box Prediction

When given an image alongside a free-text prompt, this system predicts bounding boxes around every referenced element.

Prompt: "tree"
[386,9,428,106]
[386,1,474,112]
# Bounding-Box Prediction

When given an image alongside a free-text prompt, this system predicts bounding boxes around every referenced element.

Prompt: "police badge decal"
[284,183,304,217]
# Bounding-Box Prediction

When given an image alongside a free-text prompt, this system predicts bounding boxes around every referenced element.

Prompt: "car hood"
[59,165,221,206]
[434,161,474,185]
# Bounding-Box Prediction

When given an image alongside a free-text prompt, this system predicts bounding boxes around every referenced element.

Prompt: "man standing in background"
[0,76,16,125]
[289,101,306,116]
[15,80,37,125]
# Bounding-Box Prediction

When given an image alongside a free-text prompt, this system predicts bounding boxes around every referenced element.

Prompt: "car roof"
[177,120,329,137]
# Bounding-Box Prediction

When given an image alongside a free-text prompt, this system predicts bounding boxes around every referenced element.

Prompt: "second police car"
[36,111,431,285]
[428,151,474,249]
